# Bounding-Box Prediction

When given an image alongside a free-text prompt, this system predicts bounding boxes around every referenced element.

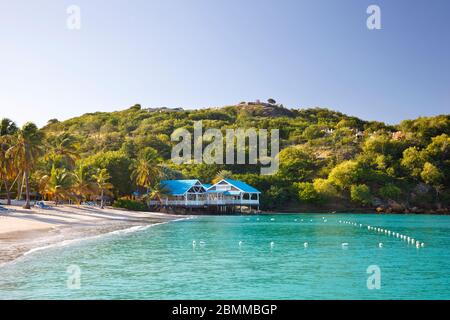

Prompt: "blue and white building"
[149,179,261,211]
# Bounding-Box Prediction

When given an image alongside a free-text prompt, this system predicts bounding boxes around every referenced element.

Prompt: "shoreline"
[1,204,446,266]
[0,205,183,266]
[263,208,450,215]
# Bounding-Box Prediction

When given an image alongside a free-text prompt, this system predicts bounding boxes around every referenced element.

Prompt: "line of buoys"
[341,219,426,249]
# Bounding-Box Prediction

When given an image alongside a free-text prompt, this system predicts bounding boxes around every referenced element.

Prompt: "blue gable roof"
[160,180,203,196]
[160,179,260,195]
[203,183,212,189]
[223,179,261,193]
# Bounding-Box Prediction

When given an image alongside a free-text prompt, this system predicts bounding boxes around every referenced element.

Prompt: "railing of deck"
[148,199,259,206]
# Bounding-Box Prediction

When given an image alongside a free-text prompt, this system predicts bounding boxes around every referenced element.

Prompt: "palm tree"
[160,165,184,180]
[39,166,74,205]
[45,132,79,169]
[6,122,44,209]
[92,168,113,209]
[145,182,169,207]
[0,118,18,136]
[0,143,16,205]
[212,169,233,184]
[131,147,162,193]
[0,118,18,205]
[71,165,96,204]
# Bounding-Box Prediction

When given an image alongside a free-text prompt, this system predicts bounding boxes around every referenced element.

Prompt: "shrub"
[328,160,362,190]
[295,182,320,203]
[379,184,402,200]
[313,178,339,199]
[350,184,371,205]
[113,199,148,211]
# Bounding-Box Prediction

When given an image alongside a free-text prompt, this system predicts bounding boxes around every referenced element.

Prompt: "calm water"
[1,214,450,300]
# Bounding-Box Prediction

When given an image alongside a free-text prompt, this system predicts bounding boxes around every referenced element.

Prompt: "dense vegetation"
[1,100,449,213]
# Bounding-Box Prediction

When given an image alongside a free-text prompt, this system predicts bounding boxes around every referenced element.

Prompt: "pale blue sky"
[0,0,449,127]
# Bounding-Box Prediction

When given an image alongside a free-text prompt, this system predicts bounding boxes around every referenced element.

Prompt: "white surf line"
[338,219,425,249]
[23,217,193,256]
[1,217,193,268]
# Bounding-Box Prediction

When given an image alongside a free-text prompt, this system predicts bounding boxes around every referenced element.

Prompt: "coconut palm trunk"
[17,173,23,200]
[24,170,31,209]
[4,181,11,205]
[100,189,104,209]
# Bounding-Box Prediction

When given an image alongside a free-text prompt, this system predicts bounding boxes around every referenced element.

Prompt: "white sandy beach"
[0,204,182,265]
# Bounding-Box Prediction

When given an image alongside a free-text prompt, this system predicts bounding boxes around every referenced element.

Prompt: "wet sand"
[0,205,182,265]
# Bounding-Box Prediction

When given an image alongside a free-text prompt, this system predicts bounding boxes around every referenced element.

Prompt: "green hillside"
[2,101,449,213]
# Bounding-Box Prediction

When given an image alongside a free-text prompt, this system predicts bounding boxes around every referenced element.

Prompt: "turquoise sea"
[1,214,449,300]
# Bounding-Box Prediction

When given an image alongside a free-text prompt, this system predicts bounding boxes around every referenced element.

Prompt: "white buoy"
[304,242,308,248]
[192,240,196,248]
[270,218,275,221]
[239,241,243,247]
[270,241,275,248]
[379,243,383,248]
[416,242,420,248]
[342,242,349,248]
